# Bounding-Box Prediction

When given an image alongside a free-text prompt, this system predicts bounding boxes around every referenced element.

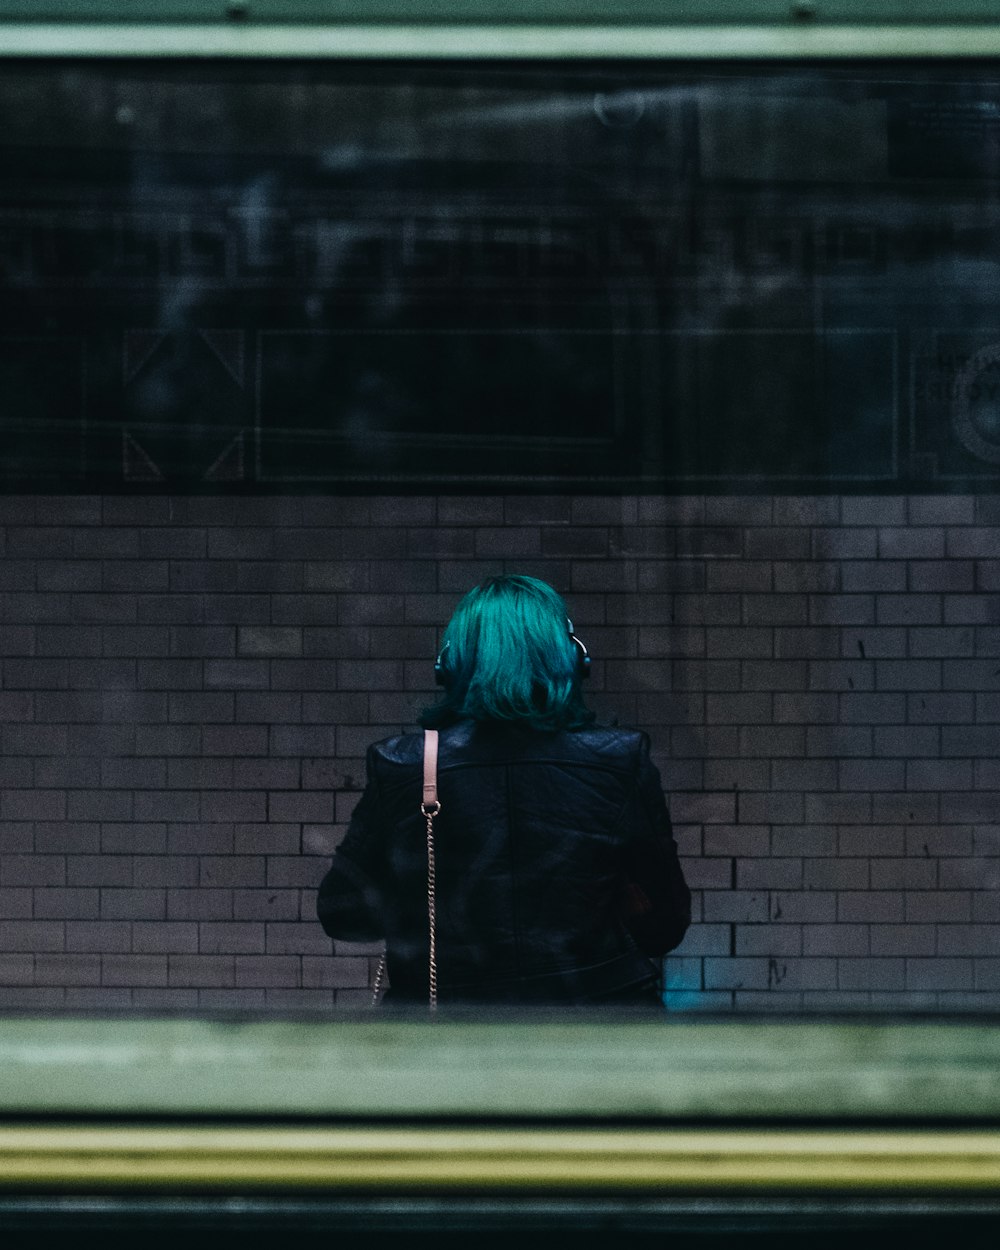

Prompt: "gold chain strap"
[370,953,387,1007]
[371,730,441,1011]
[422,796,440,1011]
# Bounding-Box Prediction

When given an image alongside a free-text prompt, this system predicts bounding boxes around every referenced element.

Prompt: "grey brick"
[0,954,34,985]
[874,726,939,757]
[812,528,877,559]
[942,725,1000,756]
[1,855,65,886]
[739,793,805,824]
[101,889,165,920]
[235,955,299,987]
[808,661,873,691]
[65,920,130,952]
[198,923,265,954]
[772,826,837,856]
[877,595,942,625]
[841,562,906,593]
[133,857,199,888]
[870,924,935,956]
[809,594,875,626]
[675,528,742,558]
[773,497,839,526]
[977,628,1000,656]
[680,858,732,889]
[101,954,168,987]
[100,824,165,855]
[202,726,268,755]
[771,760,838,791]
[910,562,974,592]
[906,958,972,991]
[34,888,100,919]
[909,693,974,723]
[704,957,769,990]
[637,561,706,592]
[736,926,801,956]
[876,660,942,691]
[839,759,906,791]
[703,825,768,857]
[133,790,199,822]
[880,528,946,559]
[950,600,1000,630]
[905,759,972,791]
[838,958,905,990]
[168,955,235,987]
[640,495,705,525]
[268,792,334,823]
[706,628,773,659]
[2,790,66,821]
[905,892,971,922]
[167,889,232,921]
[807,726,873,757]
[842,497,906,526]
[0,890,32,919]
[909,496,975,525]
[806,793,874,826]
[835,895,905,925]
[737,858,802,889]
[232,889,299,921]
[870,858,936,888]
[909,627,974,658]
[743,595,807,626]
[842,629,906,659]
[219,775,298,823]
[745,527,810,560]
[701,892,769,923]
[68,856,132,886]
[937,924,1000,954]
[943,661,1000,690]
[137,658,203,689]
[947,528,1000,558]
[32,955,100,985]
[301,956,369,988]
[132,922,199,954]
[0,920,64,951]
[706,562,771,592]
[803,925,868,956]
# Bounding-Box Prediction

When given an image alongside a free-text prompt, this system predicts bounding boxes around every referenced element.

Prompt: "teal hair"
[420,575,595,732]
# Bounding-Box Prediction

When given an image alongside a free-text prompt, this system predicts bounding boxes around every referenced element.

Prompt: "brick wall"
[1,491,998,1011]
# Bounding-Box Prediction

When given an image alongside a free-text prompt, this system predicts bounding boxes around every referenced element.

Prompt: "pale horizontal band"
[0,24,999,58]
[2,1126,1000,1191]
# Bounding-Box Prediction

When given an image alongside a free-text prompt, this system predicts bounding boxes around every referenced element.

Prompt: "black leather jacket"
[316,719,691,1004]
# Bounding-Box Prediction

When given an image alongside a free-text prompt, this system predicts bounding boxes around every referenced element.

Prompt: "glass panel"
[0,59,998,1014]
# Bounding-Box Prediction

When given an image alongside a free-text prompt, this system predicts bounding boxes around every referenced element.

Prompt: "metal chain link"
[423,799,440,1011]
[370,953,387,1008]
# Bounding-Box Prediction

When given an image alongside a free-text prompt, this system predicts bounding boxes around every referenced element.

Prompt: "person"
[316,574,691,1007]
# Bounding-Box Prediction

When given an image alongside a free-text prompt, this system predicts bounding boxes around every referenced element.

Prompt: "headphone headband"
[434,618,590,685]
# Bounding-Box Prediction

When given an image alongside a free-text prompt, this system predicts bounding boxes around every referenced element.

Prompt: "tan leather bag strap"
[422,728,440,813]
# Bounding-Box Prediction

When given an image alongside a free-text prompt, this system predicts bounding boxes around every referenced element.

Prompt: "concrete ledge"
[1,1015,1000,1122]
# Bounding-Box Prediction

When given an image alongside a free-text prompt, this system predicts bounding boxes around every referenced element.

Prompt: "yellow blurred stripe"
[1,1126,1000,1191]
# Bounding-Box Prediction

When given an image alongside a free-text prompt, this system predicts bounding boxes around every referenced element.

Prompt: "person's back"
[315,574,691,1007]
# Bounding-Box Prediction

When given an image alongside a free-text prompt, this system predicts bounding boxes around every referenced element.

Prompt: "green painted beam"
[1,1016,1000,1122]
[2,21,1000,56]
[3,1,1000,24]
[6,0,1000,22]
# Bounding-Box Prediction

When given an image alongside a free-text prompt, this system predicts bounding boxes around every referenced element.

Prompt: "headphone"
[434,618,591,686]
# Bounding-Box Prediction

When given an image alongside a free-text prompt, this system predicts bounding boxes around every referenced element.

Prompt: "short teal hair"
[420,575,594,732]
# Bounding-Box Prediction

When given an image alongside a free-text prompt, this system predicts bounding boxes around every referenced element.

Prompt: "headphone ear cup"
[434,641,450,687]
[569,633,591,679]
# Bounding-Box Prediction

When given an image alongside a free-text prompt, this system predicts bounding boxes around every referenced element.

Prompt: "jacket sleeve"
[315,744,387,941]
[617,732,692,957]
